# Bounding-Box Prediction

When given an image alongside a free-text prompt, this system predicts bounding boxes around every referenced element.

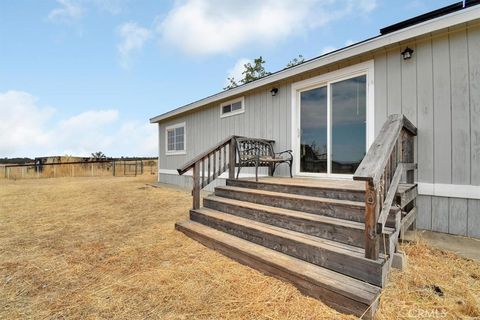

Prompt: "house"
[150,2,480,318]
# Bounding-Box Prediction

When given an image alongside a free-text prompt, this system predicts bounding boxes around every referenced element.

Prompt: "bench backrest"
[235,137,274,162]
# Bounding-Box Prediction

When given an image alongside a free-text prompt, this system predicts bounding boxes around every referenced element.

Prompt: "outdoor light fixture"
[401,47,414,60]
[270,88,279,96]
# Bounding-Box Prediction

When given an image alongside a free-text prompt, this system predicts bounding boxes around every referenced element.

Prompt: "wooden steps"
[215,185,366,222]
[175,220,381,319]
[191,207,388,286]
[204,195,395,253]
[174,177,415,318]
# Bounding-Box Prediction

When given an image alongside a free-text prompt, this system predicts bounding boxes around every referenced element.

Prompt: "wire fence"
[0,159,158,180]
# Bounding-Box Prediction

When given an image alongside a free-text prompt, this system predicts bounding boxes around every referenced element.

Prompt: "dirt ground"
[0,176,479,319]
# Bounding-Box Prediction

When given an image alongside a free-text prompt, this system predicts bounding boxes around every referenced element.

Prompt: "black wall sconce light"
[401,47,414,60]
[270,87,279,96]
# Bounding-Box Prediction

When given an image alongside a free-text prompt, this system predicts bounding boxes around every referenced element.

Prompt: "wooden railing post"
[192,161,201,209]
[229,138,236,179]
[365,181,380,260]
[402,131,415,184]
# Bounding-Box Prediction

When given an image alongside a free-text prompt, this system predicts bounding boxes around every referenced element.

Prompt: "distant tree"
[224,56,271,90]
[0,157,33,164]
[91,151,106,159]
[286,55,305,68]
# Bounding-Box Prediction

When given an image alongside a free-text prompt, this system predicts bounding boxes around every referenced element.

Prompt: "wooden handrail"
[177,135,237,175]
[354,115,417,185]
[354,114,417,260]
[178,135,276,210]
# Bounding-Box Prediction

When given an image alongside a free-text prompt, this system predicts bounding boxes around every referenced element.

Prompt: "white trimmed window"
[165,122,186,155]
[220,97,244,118]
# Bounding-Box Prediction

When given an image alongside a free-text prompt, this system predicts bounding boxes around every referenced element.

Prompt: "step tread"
[205,195,395,235]
[176,220,381,305]
[216,185,365,208]
[229,178,415,196]
[194,207,387,262]
[229,178,365,192]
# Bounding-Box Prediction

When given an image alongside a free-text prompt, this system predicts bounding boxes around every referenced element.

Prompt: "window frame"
[219,97,245,118]
[165,122,186,155]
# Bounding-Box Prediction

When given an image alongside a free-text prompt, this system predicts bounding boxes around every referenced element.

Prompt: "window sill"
[220,109,245,118]
[166,151,186,156]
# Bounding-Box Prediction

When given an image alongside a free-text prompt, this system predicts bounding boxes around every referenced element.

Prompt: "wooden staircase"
[174,115,418,319]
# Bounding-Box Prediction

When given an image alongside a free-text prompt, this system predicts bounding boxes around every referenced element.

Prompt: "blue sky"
[0,0,454,158]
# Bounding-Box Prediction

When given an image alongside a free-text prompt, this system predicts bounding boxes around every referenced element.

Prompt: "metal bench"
[234,137,293,181]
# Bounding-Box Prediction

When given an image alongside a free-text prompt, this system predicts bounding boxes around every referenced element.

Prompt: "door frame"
[290,60,375,179]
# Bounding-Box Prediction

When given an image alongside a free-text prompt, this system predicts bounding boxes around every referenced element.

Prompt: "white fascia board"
[150,6,480,123]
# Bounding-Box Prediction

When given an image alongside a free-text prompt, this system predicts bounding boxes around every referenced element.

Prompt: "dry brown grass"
[0,176,479,319]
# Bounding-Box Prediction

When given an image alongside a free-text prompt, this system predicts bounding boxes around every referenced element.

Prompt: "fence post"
[229,138,236,179]
[135,160,138,176]
[22,167,25,178]
[4,166,6,179]
[91,163,94,176]
[53,165,56,178]
[112,160,115,176]
[7,167,10,179]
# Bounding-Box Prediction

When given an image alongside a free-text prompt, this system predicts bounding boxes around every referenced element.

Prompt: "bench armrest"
[274,150,293,159]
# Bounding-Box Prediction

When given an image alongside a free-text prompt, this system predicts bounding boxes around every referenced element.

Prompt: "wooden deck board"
[239,176,366,191]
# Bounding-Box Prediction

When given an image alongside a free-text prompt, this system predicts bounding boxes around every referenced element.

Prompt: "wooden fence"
[0,159,157,180]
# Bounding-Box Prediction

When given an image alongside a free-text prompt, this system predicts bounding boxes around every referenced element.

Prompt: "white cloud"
[226,58,252,86]
[117,22,152,69]
[0,91,54,156]
[0,91,156,158]
[155,0,377,55]
[48,0,85,23]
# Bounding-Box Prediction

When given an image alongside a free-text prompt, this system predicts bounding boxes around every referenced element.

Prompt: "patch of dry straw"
[0,176,478,319]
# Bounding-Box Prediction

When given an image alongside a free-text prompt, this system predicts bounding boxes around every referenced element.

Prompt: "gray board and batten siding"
[157,21,480,238]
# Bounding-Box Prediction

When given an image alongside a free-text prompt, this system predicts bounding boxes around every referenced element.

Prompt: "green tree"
[91,151,106,159]
[286,54,305,68]
[224,56,270,90]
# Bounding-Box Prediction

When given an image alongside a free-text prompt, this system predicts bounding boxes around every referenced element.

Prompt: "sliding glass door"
[299,74,367,176]
[300,86,328,173]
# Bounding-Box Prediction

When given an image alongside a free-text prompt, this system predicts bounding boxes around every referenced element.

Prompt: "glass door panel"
[300,86,328,173]
[331,75,367,174]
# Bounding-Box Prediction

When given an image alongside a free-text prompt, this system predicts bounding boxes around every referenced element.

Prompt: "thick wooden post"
[403,131,416,232]
[192,161,201,209]
[404,132,415,183]
[229,138,236,179]
[365,181,380,260]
